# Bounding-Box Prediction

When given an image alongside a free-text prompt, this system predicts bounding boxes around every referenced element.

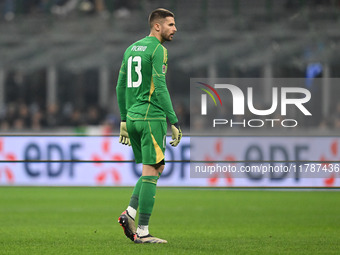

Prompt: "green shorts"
[127,119,167,165]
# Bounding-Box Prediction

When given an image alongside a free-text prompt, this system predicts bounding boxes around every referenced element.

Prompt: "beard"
[161,31,173,42]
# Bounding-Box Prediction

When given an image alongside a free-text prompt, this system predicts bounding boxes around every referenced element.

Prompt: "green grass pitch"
[0,187,339,255]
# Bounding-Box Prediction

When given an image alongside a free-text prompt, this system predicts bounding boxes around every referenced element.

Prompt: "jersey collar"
[147,36,161,44]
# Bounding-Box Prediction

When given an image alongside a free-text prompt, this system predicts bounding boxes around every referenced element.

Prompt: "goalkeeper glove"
[170,123,182,147]
[119,121,131,146]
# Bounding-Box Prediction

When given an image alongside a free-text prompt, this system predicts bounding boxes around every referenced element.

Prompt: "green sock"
[138,176,158,226]
[128,176,143,210]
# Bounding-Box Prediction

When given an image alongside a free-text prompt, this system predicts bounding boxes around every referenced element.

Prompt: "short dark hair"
[148,8,174,28]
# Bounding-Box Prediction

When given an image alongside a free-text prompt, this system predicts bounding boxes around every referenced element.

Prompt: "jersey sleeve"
[152,45,178,124]
[116,58,127,121]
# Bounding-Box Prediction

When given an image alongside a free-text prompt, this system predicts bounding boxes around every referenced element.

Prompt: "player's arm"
[116,59,127,121]
[116,57,130,146]
[152,45,181,146]
[152,45,178,125]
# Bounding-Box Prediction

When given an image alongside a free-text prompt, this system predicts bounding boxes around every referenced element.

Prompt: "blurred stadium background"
[1,0,340,134]
[1,3,340,254]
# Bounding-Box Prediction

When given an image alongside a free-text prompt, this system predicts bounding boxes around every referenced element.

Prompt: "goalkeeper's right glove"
[119,121,131,146]
[170,123,182,147]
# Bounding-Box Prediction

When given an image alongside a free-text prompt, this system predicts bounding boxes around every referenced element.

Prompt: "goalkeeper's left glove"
[119,121,131,146]
[170,123,182,147]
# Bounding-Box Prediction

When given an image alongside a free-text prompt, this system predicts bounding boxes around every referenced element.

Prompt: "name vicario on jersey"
[131,46,147,52]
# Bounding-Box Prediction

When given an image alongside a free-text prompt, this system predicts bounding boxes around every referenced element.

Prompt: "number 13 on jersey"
[127,56,142,88]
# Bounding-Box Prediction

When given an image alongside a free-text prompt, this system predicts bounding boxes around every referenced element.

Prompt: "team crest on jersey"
[162,64,167,74]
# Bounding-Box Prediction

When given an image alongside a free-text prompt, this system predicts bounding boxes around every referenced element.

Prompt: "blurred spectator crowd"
[0,69,190,133]
[0,100,190,132]
[0,101,108,131]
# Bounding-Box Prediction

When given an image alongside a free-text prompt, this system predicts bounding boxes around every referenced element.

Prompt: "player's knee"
[142,165,158,176]
[143,159,165,176]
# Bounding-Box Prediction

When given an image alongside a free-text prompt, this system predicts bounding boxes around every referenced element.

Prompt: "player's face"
[160,17,177,42]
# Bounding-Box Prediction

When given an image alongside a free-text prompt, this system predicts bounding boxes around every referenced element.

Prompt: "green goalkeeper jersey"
[116,36,178,124]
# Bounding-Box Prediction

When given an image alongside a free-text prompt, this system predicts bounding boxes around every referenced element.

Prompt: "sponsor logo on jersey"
[162,64,167,74]
[131,46,147,52]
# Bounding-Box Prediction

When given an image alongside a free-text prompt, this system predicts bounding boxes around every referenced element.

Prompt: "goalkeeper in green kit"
[116,8,182,244]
